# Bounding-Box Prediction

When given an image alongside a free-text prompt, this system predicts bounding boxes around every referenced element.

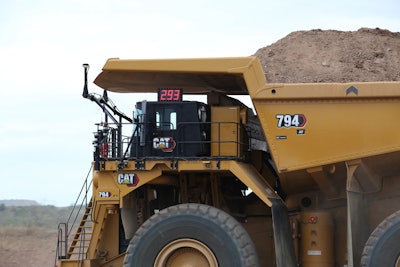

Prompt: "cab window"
[156,108,176,130]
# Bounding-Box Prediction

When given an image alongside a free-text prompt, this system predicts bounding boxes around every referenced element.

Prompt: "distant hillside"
[0,204,72,228]
[0,204,74,267]
[0,199,40,207]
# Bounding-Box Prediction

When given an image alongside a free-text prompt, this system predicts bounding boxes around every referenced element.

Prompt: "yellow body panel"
[94,57,265,94]
[252,82,400,172]
[211,106,241,157]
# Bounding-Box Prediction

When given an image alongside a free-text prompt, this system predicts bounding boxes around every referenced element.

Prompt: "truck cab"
[131,98,210,158]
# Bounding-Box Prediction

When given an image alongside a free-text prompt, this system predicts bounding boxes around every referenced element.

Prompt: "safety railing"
[55,223,67,261]
[94,120,250,161]
[54,166,93,265]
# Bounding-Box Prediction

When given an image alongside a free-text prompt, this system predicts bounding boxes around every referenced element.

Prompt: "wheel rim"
[154,238,218,267]
[395,255,400,267]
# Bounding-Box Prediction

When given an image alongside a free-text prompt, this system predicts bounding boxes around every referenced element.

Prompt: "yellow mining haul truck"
[55,57,400,267]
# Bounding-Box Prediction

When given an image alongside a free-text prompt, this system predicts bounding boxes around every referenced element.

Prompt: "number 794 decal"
[276,114,307,128]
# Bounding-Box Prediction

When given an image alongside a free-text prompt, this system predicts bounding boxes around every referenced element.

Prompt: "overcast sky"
[1,0,399,206]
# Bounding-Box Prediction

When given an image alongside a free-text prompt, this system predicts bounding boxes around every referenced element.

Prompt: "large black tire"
[360,210,400,267]
[123,203,259,267]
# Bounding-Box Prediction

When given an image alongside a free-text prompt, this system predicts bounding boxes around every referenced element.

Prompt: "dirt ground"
[0,227,57,267]
[2,27,399,267]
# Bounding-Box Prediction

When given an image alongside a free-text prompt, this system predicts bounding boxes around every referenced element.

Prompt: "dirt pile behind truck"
[255,28,400,83]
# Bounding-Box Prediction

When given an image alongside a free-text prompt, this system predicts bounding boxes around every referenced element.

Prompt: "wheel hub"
[154,238,218,267]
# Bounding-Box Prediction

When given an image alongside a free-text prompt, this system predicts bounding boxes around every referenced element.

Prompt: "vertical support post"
[270,198,297,267]
[118,118,123,157]
[210,173,220,208]
[111,128,116,158]
[346,160,371,267]
[179,173,188,203]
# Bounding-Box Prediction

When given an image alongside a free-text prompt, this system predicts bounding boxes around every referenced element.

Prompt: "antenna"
[103,89,108,102]
[80,62,132,124]
[82,63,90,98]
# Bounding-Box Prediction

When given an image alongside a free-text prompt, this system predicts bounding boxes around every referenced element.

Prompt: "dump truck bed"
[253,82,400,172]
[94,56,400,173]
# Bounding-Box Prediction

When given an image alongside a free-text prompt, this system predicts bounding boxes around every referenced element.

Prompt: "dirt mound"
[255,28,400,83]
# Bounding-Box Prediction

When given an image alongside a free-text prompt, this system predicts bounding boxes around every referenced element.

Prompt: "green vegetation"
[0,205,73,228]
[0,204,86,266]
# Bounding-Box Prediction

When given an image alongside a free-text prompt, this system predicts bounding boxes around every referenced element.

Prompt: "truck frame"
[55,57,400,267]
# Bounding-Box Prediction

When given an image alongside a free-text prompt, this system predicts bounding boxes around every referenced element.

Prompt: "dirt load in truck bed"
[255,28,400,83]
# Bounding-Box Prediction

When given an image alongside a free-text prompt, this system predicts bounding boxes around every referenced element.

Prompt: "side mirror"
[82,63,90,98]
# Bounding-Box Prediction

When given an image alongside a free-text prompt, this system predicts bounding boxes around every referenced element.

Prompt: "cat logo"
[117,173,139,187]
[153,137,176,152]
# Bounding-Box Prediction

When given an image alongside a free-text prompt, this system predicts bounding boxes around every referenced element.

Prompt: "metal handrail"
[66,166,93,237]
[54,222,67,266]
[78,227,86,265]
[54,165,93,265]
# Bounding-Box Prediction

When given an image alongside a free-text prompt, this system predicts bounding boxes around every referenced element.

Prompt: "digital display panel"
[158,88,183,102]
